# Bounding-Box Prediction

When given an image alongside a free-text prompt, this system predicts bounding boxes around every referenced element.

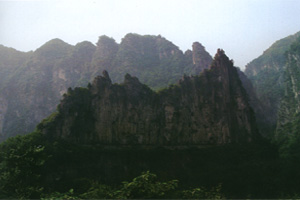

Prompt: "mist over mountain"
[0,34,213,141]
[38,49,259,145]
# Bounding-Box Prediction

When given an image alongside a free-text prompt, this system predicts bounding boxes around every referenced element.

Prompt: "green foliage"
[278,113,300,160]
[245,31,300,135]
[37,112,59,130]
[275,35,300,160]
[114,171,178,199]
[41,189,78,200]
[246,31,300,77]
[0,34,213,140]
[0,131,46,199]
[79,183,115,199]
[182,184,224,199]
[38,171,223,199]
[289,35,300,55]
[0,131,294,199]
[78,171,179,199]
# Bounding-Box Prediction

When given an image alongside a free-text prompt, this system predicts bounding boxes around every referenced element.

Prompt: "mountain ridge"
[244,31,300,136]
[38,49,259,145]
[0,33,214,141]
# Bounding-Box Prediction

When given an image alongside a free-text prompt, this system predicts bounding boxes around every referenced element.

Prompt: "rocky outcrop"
[38,50,259,145]
[92,33,209,89]
[275,36,300,143]
[0,34,213,141]
[237,69,274,137]
[0,97,7,141]
[191,42,213,74]
[244,31,300,131]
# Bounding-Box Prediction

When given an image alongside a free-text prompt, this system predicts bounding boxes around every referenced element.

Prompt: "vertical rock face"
[275,36,300,143]
[0,39,75,139]
[237,69,274,137]
[91,36,119,77]
[0,97,8,141]
[0,34,213,141]
[244,31,300,132]
[39,50,259,145]
[0,45,33,138]
[192,42,213,74]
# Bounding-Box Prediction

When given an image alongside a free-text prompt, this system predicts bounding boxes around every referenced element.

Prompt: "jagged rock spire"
[191,42,213,73]
[40,48,259,145]
[102,70,110,80]
[90,70,112,94]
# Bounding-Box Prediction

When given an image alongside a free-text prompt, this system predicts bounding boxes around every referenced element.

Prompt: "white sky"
[1,0,300,69]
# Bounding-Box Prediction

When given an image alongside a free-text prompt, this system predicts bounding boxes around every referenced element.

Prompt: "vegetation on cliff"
[275,36,300,159]
[245,31,300,135]
[0,34,212,141]
[37,49,258,145]
[2,31,300,199]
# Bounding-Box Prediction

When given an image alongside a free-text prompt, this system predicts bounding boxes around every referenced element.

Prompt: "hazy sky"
[1,0,300,69]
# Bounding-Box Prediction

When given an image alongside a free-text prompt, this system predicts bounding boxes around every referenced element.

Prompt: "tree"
[113,171,178,199]
[0,132,46,199]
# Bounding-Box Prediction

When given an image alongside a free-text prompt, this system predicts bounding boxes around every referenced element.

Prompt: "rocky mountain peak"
[96,35,118,48]
[0,33,226,141]
[95,35,118,58]
[192,42,205,51]
[123,73,154,100]
[74,41,96,52]
[34,38,73,59]
[90,70,112,94]
[38,49,259,145]
[211,49,233,68]
[191,42,213,74]
[102,70,110,80]
[124,73,139,84]
[35,38,71,51]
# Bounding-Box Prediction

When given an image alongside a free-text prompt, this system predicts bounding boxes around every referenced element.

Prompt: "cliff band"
[38,49,259,145]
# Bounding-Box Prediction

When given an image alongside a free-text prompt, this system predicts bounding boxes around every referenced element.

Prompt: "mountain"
[2,33,300,199]
[0,34,213,141]
[0,49,266,199]
[37,49,259,145]
[91,34,212,89]
[275,36,300,157]
[237,69,272,137]
[244,31,300,135]
[0,45,33,141]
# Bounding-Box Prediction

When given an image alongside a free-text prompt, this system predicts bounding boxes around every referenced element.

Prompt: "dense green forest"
[1,130,300,199]
[0,131,286,199]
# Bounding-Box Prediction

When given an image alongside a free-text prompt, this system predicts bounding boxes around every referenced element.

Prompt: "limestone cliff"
[38,49,259,145]
[191,42,212,74]
[237,69,273,137]
[91,33,212,89]
[244,31,300,131]
[0,34,213,141]
[275,36,300,144]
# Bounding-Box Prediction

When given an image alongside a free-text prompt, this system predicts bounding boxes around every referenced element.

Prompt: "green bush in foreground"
[42,171,224,199]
